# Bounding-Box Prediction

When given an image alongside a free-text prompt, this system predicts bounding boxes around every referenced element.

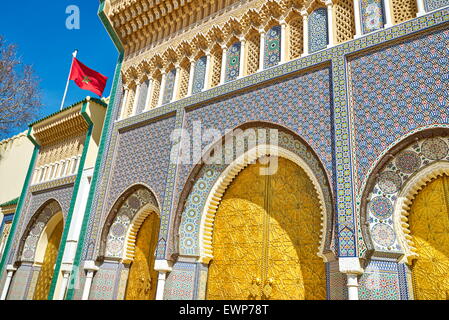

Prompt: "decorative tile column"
[238,37,246,78]
[325,0,335,47]
[280,20,287,63]
[383,0,394,28]
[353,0,363,37]
[131,83,140,116]
[0,265,16,300]
[143,79,153,111]
[220,45,228,84]
[157,71,167,107]
[301,10,309,56]
[187,59,196,96]
[258,29,266,71]
[154,260,173,300]
[57,267,71,300]
[204,51,212,90]
[81,261,98,300]
[339,258,364,300]
[119,88,129,120]
[416,0,426,16]
[172,64,181,102]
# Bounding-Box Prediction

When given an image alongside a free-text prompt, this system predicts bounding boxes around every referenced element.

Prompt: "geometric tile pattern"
[135,80,149,115]
[192,56,207,95]
[359,260,404,300]
[178,129,334,257]
[349,27,449,195]
[89,263,119,300]
[20,200,62,263]
[176,67,334,213]
[6,184,73,265]
[264,25,281,68]
[156,110,186,259]
[425,0,449,11]
[361,0,385,34]
[83,115,176,261]
[225,42,241,82]
[6,264,33,300]
[164,262,196,300]
[364,136,449,256]
[104,187,158,259]
[326,261,348,300]
[309,8,329,53]
[72,9,449,289]
[162,69,177,105]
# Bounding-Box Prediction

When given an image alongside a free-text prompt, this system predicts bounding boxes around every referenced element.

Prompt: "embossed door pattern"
[207,157,326,300]
[125,212,160,300]
[409,175,449,300]
[33,220,63,300]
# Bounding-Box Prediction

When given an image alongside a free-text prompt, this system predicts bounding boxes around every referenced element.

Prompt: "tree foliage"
[0,35,41,138]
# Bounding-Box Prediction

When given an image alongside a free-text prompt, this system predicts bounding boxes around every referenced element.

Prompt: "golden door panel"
[267,158,325,300]
[409,175,449,300]
[207,162,266,300]
[125,212,160,300]
[33,220,63,300]
[207,157,325,300]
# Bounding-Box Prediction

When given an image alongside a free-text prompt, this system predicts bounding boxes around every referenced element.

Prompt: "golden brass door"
[206,157,326,300]
[409,175,449,300]
[125,212,160,300]
[33,220,63,300]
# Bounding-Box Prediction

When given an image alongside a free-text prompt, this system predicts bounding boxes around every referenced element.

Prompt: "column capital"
[60,264,73,274]
[258,28,266,35]
[324,0,334,7]
[238,36,246,43]
[83,260,99,272]
[279,19,287,26]
[154,260,173,272]
[174,63,181,70]
[220,43,228,50]
[188,56,196,63]
[339,257,364,275]
[6,265,17,272]
[300,9,308,18]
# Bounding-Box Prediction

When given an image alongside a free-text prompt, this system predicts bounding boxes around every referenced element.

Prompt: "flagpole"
[60,50,78,111]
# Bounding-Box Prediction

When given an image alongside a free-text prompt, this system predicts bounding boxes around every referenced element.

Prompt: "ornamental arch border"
[198,145,331,264]
[15,199,63,266]
[359,127,449,263]
[97,183,161,263]
[173,122,336,264]
[394,161,449,264]
[34,211,64,266]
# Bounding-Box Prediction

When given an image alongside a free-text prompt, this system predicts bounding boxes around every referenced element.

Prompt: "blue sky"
[0,1,118,138]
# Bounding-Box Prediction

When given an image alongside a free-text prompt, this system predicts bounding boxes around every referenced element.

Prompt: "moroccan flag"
[69,58,108,96]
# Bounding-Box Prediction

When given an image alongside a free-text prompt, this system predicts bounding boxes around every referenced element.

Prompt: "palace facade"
[0,0,449,300]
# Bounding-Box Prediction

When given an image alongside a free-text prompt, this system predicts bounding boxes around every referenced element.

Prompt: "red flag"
[69,58,108,96]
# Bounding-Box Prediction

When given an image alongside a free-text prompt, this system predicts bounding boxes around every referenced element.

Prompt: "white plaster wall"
[0,131,34,222]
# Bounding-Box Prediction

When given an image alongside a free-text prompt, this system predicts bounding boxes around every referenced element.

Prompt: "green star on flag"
[82,76,92,84]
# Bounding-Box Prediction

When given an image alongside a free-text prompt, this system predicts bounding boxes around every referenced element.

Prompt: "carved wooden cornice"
[116,0,309,85]
[32,106,89,147]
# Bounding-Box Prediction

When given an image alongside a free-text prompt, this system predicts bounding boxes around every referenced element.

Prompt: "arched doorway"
[206,157,326,300]
[101,185,161,300]
[33,218,64,300]
[408,174,449,300]
[124,210,160,300]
